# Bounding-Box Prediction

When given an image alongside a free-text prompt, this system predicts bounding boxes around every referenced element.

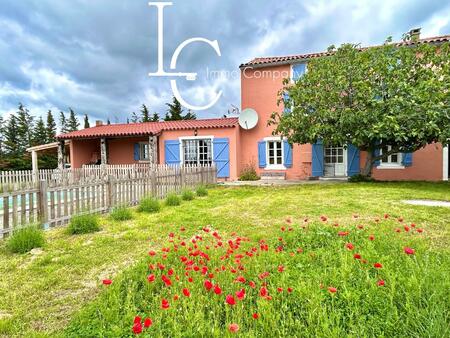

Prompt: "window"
[324,146,344,164]
[379,145,402,167]
[139,143,149,161]
[267,140,283,166]
[182,138,212,166]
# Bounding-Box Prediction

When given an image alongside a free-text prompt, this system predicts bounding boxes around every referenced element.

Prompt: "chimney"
[409,28,421,42]
[95,120,103,127]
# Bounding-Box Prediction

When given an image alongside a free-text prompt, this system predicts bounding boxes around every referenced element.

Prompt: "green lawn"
[0,182,449,337]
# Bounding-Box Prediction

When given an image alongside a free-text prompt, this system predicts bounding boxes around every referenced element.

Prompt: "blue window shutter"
[213,138,230,178]
[258,141,266,168]
[134,143,140,161]
[283,92,291,114]
[402,152,413,167]
[283,140,293,168]
[373,148,381,167]
[292,63,307,81]
[165,140,181,165]
[347,144,360,176]
[311,140,324,177]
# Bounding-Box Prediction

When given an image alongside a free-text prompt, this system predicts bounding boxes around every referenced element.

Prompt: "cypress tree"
[184,109,197,120]
[33,117,48,146]
[107,118,111,125]
[59,111,68,134]
[3,114,19,156]
[46,110,57,142]
[151,112,160,122]
[131,112,139,123]
[66,108,80,132]
[84,114,90,128]
[141,104,150,122]
[164,96,184,121]
[16,103,34,152]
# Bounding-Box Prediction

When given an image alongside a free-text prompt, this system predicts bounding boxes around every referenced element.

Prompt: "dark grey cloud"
[0,0,449,125]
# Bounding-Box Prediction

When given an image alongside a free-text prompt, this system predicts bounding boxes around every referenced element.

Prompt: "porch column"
[148,135,158,165]
[57,140,65,170]
[100,138,108,165]
[31,150,39,182]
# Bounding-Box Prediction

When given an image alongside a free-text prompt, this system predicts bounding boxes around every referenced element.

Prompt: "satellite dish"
[238,108,259,130]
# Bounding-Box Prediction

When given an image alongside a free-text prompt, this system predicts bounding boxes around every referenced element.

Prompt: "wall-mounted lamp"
[194,128,198,136]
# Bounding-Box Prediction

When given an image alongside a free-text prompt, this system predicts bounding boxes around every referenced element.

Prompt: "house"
[55,32,449,182]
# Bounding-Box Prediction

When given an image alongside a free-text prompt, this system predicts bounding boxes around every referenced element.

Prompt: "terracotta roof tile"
[57,117,238,140]
[240,34,450,68]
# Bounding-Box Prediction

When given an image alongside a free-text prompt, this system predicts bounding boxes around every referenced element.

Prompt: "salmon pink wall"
[70,139,100,168]
[159,127,240,180]
[360,143,443,181]
[240,65,311,179]
[107,137,149,164]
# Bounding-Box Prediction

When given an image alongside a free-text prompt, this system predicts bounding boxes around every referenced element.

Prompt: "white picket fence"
[0,164,217,238]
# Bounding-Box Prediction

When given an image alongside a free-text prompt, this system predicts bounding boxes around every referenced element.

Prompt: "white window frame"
[178,136,214,166]
[138,142,150,162]
[264,136,285,170]
[290,62,308,83]
[377,145,404,169]
[444,145,448,181]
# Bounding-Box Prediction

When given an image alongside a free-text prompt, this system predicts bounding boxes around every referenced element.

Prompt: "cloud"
[0,0,449,124]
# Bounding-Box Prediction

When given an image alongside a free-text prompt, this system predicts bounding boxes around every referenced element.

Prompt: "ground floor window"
[324,146,344,164]
[139,143,149,161]
[267,140,283,166]
[380,145,402,165]
[182,138,212,166]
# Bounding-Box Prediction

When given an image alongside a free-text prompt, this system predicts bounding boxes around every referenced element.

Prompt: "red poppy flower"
[287,287,293,293]
[214,284,222,295]
[338,231,349,237]
[229,323,239,333]
[204,280,213,291]
[226,294,236,306]
[277,287,283,293]
[404,225,410,232]
[173,295,179,301]
[384,213,389,219]
[369,235,375,241]
[374,262,383,269]
[328,287,337,293]
[148,250,156,256]
[404,247,415,255]
[248,281,256,288]
[416,228,423,233]
[277,265,285,272]
[133,323,143,334]
[147,274,155,282]
[353,253,361,260]
[235,276,246,283]
[183,288,191,297]
[252,313,259,319]
[138,317,149,329]
[260,286,268,297]
[377,280,385,287]
[234,288,245,300]
[188,277,193,283]
[345,243,354,250]
[102,279,112,285]
[161,298,170,309]
[134,316,141,324]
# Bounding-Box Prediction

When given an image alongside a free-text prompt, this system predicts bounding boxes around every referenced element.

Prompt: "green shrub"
[110,206,133,221]
[67,214,100,235]
[166,193,181,206]
[181,189,195,201]
[6,225,45,254]
[239,164,260,181]
[196,185,208,197]
[137,197,160,213]
[348,174,376,183]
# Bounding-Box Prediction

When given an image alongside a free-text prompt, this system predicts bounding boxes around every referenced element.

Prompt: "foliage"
[131,112,140,123]
[239,163,260,181]
[348,174,376,183]
[59,111,68,134]
[66,204,449,337]
[110,206,133,221]
[181,189,195,201]
[66,108,80,132]
[32,117,47,146]
[164,96,196,121]
[151,112,160,122]
[46,110,57,143]
[141,104,151,123]
[6,225,45,254]
[67,214,100,235]
[138,197,161,213]
[83,114,90,129]
[165,193,181,206]
[196,185,208,197]
[270,39,450,176]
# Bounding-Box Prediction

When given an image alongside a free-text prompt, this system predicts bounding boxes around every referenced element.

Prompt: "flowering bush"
[67,213,448,337]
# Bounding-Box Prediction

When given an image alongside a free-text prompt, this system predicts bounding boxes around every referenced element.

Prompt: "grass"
[6,225,45,254]
[196,185,208,197]
[110,206,133,221]
[67,214,100,235]
[0,182,449,337]
[138,196,161,213]
[181,189,195,201]
[165,193,181,206]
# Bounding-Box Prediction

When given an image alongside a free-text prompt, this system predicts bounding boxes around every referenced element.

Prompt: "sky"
[0,0,449,126]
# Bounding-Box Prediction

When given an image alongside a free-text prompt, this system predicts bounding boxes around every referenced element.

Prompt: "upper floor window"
[292,62,307,82]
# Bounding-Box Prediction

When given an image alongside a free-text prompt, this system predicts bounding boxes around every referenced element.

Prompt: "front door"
[324,146,346,177]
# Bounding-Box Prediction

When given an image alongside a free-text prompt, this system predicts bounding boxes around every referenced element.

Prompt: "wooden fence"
[0,165,216,238]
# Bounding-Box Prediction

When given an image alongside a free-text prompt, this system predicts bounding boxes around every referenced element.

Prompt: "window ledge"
[376,165,405,170]
[265,165,286,170]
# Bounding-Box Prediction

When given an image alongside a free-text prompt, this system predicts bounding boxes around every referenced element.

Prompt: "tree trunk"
[362,151,373,177]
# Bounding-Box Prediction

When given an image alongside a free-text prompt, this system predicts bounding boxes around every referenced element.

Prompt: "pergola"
[26,140,71,171]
